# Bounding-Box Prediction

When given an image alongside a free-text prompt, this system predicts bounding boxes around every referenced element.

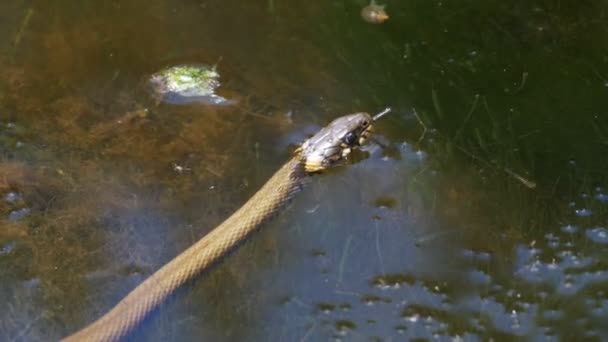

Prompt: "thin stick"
[13,8,34,48]
[414,229,461,246]
[412,107,428,143]
[454,94,480,140]
[431,88,444,118]
[375,220,385,275]
[337,235,354,284]
[372,107,392,121]
[514,72,529,93]
[504,167,537,189]
[458,145,536,189]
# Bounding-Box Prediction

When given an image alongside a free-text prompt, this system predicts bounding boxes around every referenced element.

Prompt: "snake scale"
[63,109,390,341]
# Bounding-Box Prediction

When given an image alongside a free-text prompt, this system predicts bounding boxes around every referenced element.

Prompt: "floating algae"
[149,64,235,105]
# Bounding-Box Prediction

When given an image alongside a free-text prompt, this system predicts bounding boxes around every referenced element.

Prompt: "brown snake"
[63,109,390,341]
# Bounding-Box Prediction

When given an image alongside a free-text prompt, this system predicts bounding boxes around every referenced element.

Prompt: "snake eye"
[344,132,357,145]
[361,120,369,127]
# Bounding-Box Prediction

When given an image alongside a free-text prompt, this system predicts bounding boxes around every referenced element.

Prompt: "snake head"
[297,112,374,173]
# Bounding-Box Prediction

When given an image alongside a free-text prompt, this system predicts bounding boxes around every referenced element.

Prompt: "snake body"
[63,112,378,341]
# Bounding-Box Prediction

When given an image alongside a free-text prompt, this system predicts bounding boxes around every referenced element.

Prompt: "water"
[1,0,607,340]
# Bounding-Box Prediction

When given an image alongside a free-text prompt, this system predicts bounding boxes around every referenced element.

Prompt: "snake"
[62,109,391,341]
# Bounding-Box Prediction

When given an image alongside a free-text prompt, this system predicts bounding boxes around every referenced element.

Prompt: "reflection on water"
[1,0,608,341]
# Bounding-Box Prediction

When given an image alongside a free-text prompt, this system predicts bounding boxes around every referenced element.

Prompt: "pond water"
[1,0,607,341]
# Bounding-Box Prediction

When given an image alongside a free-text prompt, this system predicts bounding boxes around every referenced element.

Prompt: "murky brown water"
[1,1,608,341]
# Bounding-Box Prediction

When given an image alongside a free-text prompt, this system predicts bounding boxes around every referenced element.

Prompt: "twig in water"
[337,235,354,284]
[514,72,529,93]
[454,94,480,140]
[457,145,536,189]
[10,313,42,342]
[414,229,461,247]
[13,8,34,48]
[372,107,392,121]
[504,167,536,189]
[431,87,444,119]
[412,107,428,143]
[375,220,385,275]
[300,322,315,342]
[456,145,494,169]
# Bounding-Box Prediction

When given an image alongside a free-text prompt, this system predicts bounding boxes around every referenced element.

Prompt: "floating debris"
[361,1,389,24]
[149,64,235,105]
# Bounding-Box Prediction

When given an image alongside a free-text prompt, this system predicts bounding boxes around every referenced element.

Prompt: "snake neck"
[63,157,310,342]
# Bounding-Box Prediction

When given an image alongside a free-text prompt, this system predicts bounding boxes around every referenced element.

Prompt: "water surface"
[1,0,607,341]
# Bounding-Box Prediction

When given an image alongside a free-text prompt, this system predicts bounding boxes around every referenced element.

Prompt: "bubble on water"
[335,320,356,333]
[415,150,426,160]
[561,225,578,234]
[586,227,608,244]
[542,309,563,320]
[371,273,415,290]
[469,270,492,286]
[574,208,592,217]
[404,313,419,323]
[556,251,593,269]
[591,300,608,317]
[0,241,17,256]
[339,303,352,312]
[372,196,398,209]
[545,233,559,241]
[4,192,22,202]
[316,303,335,314]
[8,207,30,220]
[595,193,608,202]
[461,249,491,263]
[545,233,560,248]
[361,295,391,306]
[558,278,579,295]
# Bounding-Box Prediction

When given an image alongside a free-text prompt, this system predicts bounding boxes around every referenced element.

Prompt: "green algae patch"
[149,64,234,106]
